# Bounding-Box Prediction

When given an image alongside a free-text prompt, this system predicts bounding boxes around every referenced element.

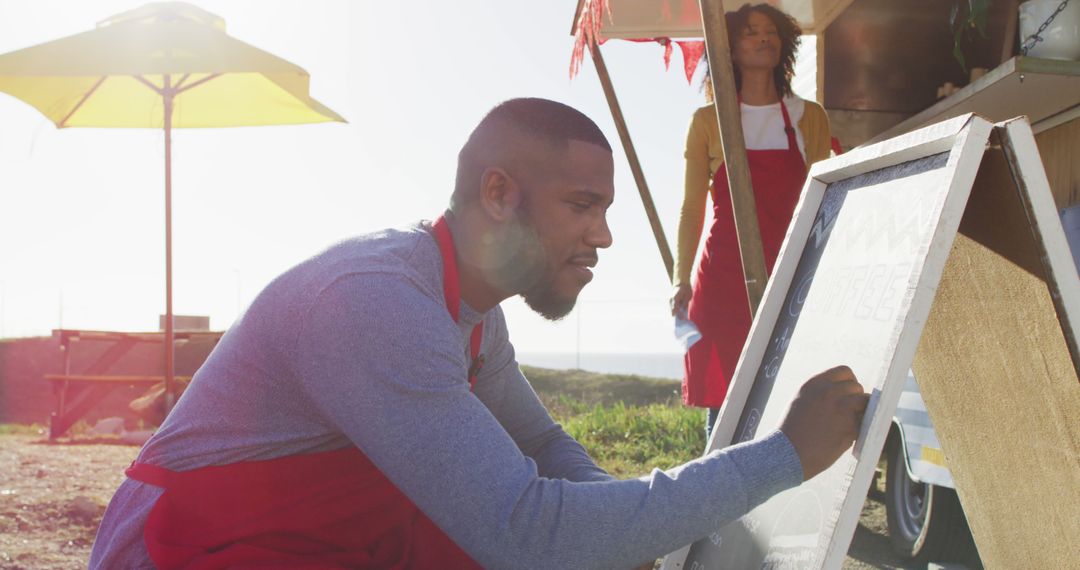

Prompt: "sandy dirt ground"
[0,434,136,570]
[0,432,922,570]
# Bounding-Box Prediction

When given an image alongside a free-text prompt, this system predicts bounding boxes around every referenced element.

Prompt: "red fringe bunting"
[569,0,611,79]
[676,40,705,83]
[569,0,706,85]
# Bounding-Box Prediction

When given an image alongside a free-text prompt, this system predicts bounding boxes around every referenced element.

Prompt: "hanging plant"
[951,0,996,71]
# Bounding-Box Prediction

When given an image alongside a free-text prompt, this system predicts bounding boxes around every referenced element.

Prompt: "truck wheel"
[884,439,976,565]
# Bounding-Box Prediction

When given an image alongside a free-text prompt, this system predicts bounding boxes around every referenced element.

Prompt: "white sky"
[0,0,816,355]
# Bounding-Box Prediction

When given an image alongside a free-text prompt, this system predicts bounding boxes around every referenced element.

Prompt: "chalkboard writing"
[684,151,952,569]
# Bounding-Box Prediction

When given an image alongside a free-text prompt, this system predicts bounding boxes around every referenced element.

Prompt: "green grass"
[524,365,707,478]
[0,423,43,435]
[560,402,705,477]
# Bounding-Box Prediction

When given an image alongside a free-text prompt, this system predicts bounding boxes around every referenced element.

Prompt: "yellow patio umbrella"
[0,2,345,409]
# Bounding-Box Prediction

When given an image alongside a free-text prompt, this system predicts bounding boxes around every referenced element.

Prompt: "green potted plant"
[950,0,996,71]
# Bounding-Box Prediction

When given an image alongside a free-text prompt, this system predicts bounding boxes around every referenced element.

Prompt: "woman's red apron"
[125,215,484,569]
[684,100,807,408]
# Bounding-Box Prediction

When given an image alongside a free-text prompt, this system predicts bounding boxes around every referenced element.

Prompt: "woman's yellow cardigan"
[674,100,832,288]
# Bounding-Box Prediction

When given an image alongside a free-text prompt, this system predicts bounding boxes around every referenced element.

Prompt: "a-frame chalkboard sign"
[662,114,1080,569]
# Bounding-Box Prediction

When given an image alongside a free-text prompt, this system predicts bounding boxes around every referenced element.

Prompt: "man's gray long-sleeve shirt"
[90,222,803,569]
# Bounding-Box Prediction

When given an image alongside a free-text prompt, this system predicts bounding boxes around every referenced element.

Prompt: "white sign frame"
[662,113,994,570]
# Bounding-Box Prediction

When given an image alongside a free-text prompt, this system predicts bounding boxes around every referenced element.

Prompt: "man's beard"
[521,274,577,321]
[488,205,578,322]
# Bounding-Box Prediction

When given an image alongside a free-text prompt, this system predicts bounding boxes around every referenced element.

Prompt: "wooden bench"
[43,329,221,440]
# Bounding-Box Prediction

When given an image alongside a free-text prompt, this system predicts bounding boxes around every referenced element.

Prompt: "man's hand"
[779,366,869,481]
[670,284,692,316]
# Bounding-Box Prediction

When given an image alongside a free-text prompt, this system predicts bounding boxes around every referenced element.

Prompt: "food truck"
[569,0,1080,564]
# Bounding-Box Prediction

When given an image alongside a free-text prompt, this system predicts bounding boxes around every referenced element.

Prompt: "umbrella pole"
[163,80,176,413]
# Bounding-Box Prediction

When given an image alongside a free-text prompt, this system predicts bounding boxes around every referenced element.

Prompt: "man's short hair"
[451,98,611,211]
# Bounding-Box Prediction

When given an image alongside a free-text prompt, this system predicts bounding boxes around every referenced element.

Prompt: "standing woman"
[670,3,832,438]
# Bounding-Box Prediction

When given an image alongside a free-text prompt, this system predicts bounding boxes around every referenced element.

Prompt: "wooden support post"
[589,44,675,282]
[1000,0,1019,64]
[816,31,826,104]
[699,0,769,315]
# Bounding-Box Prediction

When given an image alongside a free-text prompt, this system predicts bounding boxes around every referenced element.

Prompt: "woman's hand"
[670,284,692,317]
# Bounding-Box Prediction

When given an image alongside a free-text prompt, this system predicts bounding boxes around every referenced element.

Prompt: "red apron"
[683,101,807,408]
[126,215,484,569]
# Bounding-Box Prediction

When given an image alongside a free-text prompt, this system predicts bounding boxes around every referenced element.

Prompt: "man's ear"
[479,167,523,222]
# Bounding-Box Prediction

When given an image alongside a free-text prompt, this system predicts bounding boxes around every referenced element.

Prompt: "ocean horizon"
[516,351,683,381]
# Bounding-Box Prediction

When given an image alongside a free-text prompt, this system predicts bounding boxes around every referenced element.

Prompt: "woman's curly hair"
[704,3,802,101]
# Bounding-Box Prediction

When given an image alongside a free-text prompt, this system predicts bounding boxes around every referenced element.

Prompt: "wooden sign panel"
[662,114,994,569]
[910,119,1080,568]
